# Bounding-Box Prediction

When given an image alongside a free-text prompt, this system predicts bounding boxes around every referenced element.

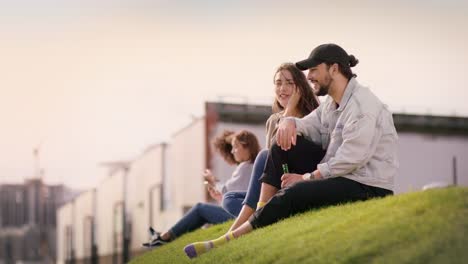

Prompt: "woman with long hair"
[183,63,326,258]
[228,62,321,232]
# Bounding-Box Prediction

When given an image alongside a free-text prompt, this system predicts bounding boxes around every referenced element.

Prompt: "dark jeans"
[250,135,392,229]
[249,177,393,229]
[260,136,326,189]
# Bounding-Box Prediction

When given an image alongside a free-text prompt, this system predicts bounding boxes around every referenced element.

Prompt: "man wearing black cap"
[259,43,398,223]
[259,43,398,222]
[184,44,398,259]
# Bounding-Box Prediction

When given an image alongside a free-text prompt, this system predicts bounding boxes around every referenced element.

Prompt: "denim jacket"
[292,78,398,191]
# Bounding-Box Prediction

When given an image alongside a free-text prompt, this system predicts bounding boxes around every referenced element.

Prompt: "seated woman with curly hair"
[143,129,260,248]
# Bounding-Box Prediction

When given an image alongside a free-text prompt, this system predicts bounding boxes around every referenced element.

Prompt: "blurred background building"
[0,179,77,264]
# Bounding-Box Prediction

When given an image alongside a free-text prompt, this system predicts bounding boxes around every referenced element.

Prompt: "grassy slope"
[132,187,468,264]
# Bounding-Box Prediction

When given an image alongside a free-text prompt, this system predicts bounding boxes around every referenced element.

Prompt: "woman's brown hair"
[232,130,260,163]
[212,130,260,165]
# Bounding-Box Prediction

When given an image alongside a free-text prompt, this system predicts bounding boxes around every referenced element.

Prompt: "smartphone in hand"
[205,181,222,202]
[204,181,218,192]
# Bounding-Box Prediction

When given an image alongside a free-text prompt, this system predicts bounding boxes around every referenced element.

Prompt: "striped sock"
[256,201,266,210]
[184,232,235,259]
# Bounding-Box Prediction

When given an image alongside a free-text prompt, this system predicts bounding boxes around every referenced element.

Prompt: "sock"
[184,232,235,259]
[256,201,266,210]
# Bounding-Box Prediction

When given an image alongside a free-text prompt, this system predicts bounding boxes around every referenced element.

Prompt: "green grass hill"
[131,187,468,264]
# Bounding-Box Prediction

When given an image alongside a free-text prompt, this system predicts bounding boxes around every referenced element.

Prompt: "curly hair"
[212,130,236,165]
[232,130,260,163]
[212,130,260,165]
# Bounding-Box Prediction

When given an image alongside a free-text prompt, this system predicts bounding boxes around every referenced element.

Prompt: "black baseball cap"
[296,43,352,70]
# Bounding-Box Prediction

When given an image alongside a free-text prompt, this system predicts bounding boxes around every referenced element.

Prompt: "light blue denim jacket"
[292,78,398,191]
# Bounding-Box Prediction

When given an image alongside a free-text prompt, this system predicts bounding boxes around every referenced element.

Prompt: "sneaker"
[148,226,157,237]
[142,236,169,248]
[142,227,170,248]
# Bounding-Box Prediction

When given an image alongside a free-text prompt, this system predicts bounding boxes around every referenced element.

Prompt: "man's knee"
[268,186,298,207]
[272,181,317,208]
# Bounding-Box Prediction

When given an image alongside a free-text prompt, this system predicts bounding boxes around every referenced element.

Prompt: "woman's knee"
[223,191,246,201]
[256,149,269,161]
[223,200,242,216]
[223,193,244,205]
[192,202,204,211]
[185,202,205,218]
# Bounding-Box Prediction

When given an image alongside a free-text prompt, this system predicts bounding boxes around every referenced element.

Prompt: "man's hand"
[276,118,297,150]
[312,170,322,180]
[280,173,304,188]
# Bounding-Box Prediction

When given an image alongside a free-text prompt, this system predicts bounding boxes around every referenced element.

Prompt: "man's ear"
[330,63,339,77]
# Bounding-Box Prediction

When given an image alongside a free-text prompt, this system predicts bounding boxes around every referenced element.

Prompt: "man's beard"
[314,75,332,96]
[315,84,329,96]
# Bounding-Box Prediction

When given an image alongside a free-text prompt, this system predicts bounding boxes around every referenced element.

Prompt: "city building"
[0,179,76,264]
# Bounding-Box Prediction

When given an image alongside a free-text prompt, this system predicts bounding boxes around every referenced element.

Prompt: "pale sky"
[1,0,467,189]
